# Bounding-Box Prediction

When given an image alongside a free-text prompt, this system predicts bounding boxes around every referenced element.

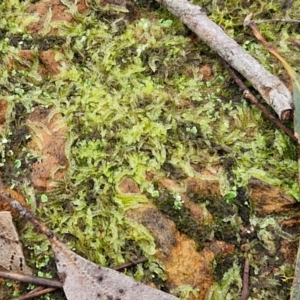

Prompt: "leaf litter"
[0,186,178,300]
[1,0,300,299]
[0,211,32,275]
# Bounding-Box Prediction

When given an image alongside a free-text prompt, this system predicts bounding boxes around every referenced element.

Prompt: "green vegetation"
[0,0,300,298]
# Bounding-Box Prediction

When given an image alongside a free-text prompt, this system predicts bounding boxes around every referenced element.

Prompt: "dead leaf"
[27,107,68,191]
[0,189,29,217]
[0,187,178,300]
[51,236,179,300]
[0,211,32,275]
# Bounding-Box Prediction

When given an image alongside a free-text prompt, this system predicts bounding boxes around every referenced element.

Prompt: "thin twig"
[255,19,300,24]
[0,271,63,288]
[239,255,250,300]
[0,179,54,238]
[27,286,44,294]
[0,182,179,300]
[0,258,149,287]
[113,257,148,271]
[220,57,297,142]
[0,259,148,300]
[244,14,300,104]
[11,287,57,300]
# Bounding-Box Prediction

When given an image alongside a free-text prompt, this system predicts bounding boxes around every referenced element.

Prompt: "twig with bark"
[239,255,250,300]
[155,0,293,120]
[11,287,57,300]
[220,57,297,142]
[255,19,300,24]
[0,271,63,288]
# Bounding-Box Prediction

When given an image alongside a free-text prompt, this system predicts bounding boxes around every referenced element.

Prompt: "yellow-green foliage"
[206,260,242,300]
[0,0,299,296]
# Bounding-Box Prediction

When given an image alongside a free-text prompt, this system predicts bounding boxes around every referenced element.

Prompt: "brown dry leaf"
[126,205,214,299]
[51,236,179,300]
[27,0,88,35]
[27,107,68,190]
[163,233,214,300]
[0,189,29,217]
[0,189,178,300]
[16,50,62,77]
[0,99,7,125]
[249,177,296,216]
[184,172,221,197]
[0,211,32,275]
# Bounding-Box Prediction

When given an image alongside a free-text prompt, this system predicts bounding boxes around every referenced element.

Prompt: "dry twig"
[113,257,148,271]
[0,271,63,288]
[239,255,250,300]
[255,19,300,24]
[220,57,297,142]
[11,287,57,300]
[155,0,293,119]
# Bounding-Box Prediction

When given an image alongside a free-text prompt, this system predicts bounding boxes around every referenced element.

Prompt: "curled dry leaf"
[27,107,68,191]
[0,211,32,275]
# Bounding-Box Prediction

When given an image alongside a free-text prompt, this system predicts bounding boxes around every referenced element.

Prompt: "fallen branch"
[155,0,293,120]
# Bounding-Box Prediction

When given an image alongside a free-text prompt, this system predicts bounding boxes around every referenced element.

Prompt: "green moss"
[153,189,241,250]
[171,285,200,300]
[206,260,242,300]
[0,0,299,298]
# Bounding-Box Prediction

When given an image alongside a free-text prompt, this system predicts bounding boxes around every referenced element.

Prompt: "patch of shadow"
[185,193,240,246]
[154,190,215,249]
[127,207,177,257]
[161,163,187,180]
[9,34,34,49]
[250,241,291,298]
[9,34,65,50]
[132,0,160,10]
[213,254,237,282]
[233,187,251,226]
[37,36,66,51]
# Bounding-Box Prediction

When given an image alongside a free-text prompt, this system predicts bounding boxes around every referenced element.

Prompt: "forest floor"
[1,0,300,299]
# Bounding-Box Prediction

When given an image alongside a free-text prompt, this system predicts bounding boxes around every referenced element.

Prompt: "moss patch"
[0,0,300,299]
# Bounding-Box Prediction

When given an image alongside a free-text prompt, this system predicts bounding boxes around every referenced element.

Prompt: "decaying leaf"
[51,236,178,300]
[0,211,32,275]
[0,188,178,300]
[27,107,68,191]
